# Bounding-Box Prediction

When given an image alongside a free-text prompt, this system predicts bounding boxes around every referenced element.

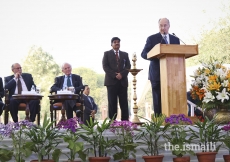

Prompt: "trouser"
[151,81,161,116]
[9,98,39,122]
[107,81,129,121]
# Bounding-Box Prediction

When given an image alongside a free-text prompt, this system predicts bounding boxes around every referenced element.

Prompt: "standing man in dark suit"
[102,37,131,121]
[4,63,40,122]
[51,62,85,119]
[0,77,5,116]
[141,18,180,115]
[82,85,97,124]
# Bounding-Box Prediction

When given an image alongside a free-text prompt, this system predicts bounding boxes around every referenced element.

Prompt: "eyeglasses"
[14,67,22,70]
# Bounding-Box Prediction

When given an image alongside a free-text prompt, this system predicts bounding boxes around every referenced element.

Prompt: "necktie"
[18,78,22,94]
[115,51,120,72]
[67,76,72,87]
[164,35,168,44]
[115,51,119,61]
[87,96,93,109]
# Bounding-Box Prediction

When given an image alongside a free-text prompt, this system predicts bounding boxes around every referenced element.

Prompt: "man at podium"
[141,18,180,115]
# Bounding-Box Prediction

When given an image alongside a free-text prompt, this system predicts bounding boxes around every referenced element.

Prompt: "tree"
[187,3,230,66]
[22,46,61,116]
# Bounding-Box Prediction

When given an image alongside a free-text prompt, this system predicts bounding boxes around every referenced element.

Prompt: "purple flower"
[56,117,78,133]
[222,122,230,131]
[0,120,35,137]
[165,114,192,125]
[110,120,138,137]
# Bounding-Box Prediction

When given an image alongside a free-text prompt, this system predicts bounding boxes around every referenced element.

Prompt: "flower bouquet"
[190,57,230,109]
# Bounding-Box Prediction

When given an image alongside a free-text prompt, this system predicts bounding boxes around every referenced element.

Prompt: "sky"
[0,0,229,87]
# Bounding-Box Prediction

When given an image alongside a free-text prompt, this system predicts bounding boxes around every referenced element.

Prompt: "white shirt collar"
[161,33,170,44]
[113,49,119,54]
[65,74,72,78]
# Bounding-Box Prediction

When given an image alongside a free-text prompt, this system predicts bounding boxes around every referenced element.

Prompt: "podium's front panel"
[160,54,187,116]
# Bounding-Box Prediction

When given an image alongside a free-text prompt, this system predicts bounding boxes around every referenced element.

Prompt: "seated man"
[0,77,5,116]
[50,62,85,119]
[82,85,97,124]
[4,63,40,122]
[187,91,203,118]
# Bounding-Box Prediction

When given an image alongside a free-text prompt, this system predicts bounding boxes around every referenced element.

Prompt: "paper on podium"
[21,91,37,95]
[57,90,73,94]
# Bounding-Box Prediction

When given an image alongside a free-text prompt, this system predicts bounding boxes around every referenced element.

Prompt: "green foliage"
[25,113,63,162]
[77,118,116,157]
[11,127,33,162]
[222,134,230,155]
[164,125,194,157]
[189,116,224,152]
[136,114,169,156]
[62,131,86,161]
[110,121,139,160]
[0,147,13,162]
[22,46,61,115]
[187,4,230,66]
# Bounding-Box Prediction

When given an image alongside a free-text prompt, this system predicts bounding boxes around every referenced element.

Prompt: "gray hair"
[61,62,72,70]
[158,18,170,25]
[11,63,20,70]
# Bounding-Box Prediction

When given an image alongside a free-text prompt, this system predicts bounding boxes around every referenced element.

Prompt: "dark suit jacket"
[4,73,36,98]
[141,32,180,82]
[0,77,4,101]
[51,74,83,94]
[102,49,131,87]
[83,94,97,123]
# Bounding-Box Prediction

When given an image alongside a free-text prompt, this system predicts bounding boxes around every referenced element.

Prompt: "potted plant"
[77,118,116,162]
[0,123,13,162]
[56,117,86,162]
[25,113,63,162]
[0,120,35,162]
[189,57,230,123]
[189,115,224,162]
[135,114,169,162]
[109,120,139,162]
[221,122,230,162]
[163,114,195,162]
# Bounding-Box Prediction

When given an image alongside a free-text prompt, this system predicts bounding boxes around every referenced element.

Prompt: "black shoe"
[0,102,4,116]
[75,109,83,118]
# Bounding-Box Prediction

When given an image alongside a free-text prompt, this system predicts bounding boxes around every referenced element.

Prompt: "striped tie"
[164,35,168,44]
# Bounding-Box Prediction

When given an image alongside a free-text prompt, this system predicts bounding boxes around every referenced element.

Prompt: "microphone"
[172,33,186,45]
[160,32,166,44]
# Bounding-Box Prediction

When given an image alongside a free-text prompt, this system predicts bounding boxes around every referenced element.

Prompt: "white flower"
[215,68,226,81]
[203,91,215,103]
[216,88,230,103]
[221,80,229,87]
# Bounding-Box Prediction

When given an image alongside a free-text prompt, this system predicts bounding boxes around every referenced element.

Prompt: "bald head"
[11,63,22,75]
[158,18,170,34]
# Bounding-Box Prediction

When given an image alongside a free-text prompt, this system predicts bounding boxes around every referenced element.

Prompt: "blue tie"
[67,76,72,87]
[87,96,93,109]
[164,35,168,44]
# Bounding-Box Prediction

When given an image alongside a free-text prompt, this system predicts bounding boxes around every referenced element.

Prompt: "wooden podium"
[147,43,198,116]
